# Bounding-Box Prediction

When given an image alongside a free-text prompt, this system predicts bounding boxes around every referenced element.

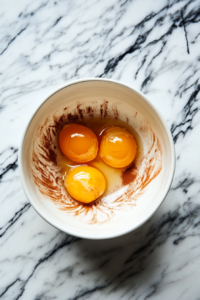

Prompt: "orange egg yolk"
[65,166,106,203]
[59,124,98,163]
[99,127,137,168]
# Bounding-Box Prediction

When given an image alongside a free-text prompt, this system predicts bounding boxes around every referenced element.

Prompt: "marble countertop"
[1,0,200,299]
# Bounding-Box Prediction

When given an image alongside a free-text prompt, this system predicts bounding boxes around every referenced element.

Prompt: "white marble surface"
[0,0,200,299]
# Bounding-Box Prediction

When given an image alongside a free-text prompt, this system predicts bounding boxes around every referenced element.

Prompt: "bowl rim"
[18,78,176,240]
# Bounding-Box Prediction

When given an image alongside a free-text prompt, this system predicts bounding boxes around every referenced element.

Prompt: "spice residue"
[31,101,162,224]
[122,163,138,186]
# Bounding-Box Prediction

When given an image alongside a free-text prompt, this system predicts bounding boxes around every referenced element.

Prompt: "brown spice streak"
[67,113,79,123]
[122,163,138,186]
[100,100,108,118]
[86,106,94,118]
[31,101,162,224]
[77,104,84,119]
[112,104,119,119]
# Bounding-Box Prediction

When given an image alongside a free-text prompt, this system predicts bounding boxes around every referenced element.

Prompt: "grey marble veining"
[0,0,200,299]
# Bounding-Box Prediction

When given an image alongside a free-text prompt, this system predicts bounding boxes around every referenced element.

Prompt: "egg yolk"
[99,127,137,168]
[59,124,98,163]
[65,166,106,203]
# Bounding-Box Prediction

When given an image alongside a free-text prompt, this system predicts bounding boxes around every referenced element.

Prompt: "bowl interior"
[20,80,175,239]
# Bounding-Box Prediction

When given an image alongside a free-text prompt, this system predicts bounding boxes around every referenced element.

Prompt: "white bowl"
[19,78,175,239]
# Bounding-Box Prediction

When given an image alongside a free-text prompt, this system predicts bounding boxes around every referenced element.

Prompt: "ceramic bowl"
[19,78,175,239]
